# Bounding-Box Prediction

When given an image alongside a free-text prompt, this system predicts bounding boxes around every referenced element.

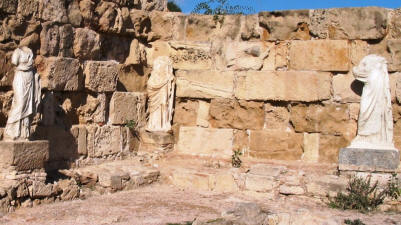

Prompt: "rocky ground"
[0,183,400,225]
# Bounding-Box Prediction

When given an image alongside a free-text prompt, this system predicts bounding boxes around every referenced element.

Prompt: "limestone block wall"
[1,3,401,168]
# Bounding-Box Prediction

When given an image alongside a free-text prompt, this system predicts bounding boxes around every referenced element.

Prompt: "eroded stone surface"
[0,141,49,171]
[84,61,118,92]
[235,71,331,102]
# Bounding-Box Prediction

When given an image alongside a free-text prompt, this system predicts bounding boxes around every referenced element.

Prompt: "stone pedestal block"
[139,131,174,153]
[0,141,49,171]
[339,148,400,172]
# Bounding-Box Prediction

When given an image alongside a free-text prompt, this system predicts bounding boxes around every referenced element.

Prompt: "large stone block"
[73,28,101,60]
[245,174,277,192]
[84,61,118,92]
[339,148,400,172]
[173,99,198,126]
[289,40,350,71]
[109,92,146,125]
[149,11,186,41]
[0,141,49,171]
[319,134,350,163]
[38,0,68,23]
[17,0,39,18]
[290,104,357,138]
[264,102,290,131]
[223,41,270,71]
[209,98,264,130]
[40,22,73,57]
[235,71,331,102]
[176,70,234,99]
[248,130,303,160]
[259,10,310,41]
[310,7,387,40]
[87,125,128,157]
[36,57,82,91]
[176,127,234,158]
[332,73,362,103]
[169,42,213,70]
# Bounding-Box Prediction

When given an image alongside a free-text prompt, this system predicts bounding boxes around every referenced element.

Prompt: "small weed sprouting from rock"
[125,119,137,130]
[329,175,401,212]
[344,219,366,225]
[231,150,242,168]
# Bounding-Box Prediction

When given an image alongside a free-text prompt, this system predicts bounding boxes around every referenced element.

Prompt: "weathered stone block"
[259,10,310,41]
[290,104,357,137]
[196,100,210,128]
[249,130,303,160]
[235,71,331,102]
[71,125,87,156]
[339,148,400,172]
[210,172,239,192]
[73,28,101,60]
[176,127,233,158]
[149,11,186,41]
[176,70,234,99]
[109,92,146,125]
[209,99,264,130]
[84,61,118,92]
[319,134,350,163]
[264,102,290,130]
[87,125,125,157]
[245,174,277,192]
[240,14,260,41]
[289,40,350,71]
[223,41,270,71]
[279,185,305,195]
[387,40,401,72]
[38,0,68,23]
[389,8,401,39]
[36,57,82,91]
[17,0,39,18]
[40,22,73,57]
[248,164,287,177]
[169,42,213,70]
[173,99,198,126]
[310,7,387,40]
[0,141,49,171]
[332,73,362,103]
[302,133,319,163]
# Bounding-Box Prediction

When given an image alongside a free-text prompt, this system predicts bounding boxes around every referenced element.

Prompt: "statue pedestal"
[138,131,174,154]
[339,148,400,172]
[0,141,49,171]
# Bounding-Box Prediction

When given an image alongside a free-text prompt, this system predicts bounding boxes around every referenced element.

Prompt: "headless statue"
[146,56,175,132]
[4,47,41,141]
[349,54,395,149]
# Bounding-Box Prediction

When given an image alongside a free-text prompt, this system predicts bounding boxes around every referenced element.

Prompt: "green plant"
[344,219,366,225]
[329,175,401,212]
[192,0,253,15]
[232,150,242,168]
[167,1,182,12]
[125,119,137,130]
[328,176,386,212]
[384,173,401,200]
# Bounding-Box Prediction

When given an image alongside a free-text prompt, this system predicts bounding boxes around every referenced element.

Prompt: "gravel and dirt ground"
[0,183,400,225]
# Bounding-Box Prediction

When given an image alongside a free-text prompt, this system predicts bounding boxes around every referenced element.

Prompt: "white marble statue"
[4,47,41,141]
[348,54,395,149]
[146,56,175,132]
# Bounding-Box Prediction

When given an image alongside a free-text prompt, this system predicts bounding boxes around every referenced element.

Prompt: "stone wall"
[1,3,401,168]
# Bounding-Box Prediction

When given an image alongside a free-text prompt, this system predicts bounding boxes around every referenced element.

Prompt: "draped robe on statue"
[4,47,41,140]
[349,54,394,149]
[146,56,175,132]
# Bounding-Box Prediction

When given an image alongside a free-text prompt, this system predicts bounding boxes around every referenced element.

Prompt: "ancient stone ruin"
[0,0,400,224]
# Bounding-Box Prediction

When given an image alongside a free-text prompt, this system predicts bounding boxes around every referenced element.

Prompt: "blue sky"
[173,0,401,14]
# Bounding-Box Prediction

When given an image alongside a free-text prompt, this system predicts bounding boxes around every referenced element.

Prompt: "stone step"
[0,159,160,213]
[160,155,348,199]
